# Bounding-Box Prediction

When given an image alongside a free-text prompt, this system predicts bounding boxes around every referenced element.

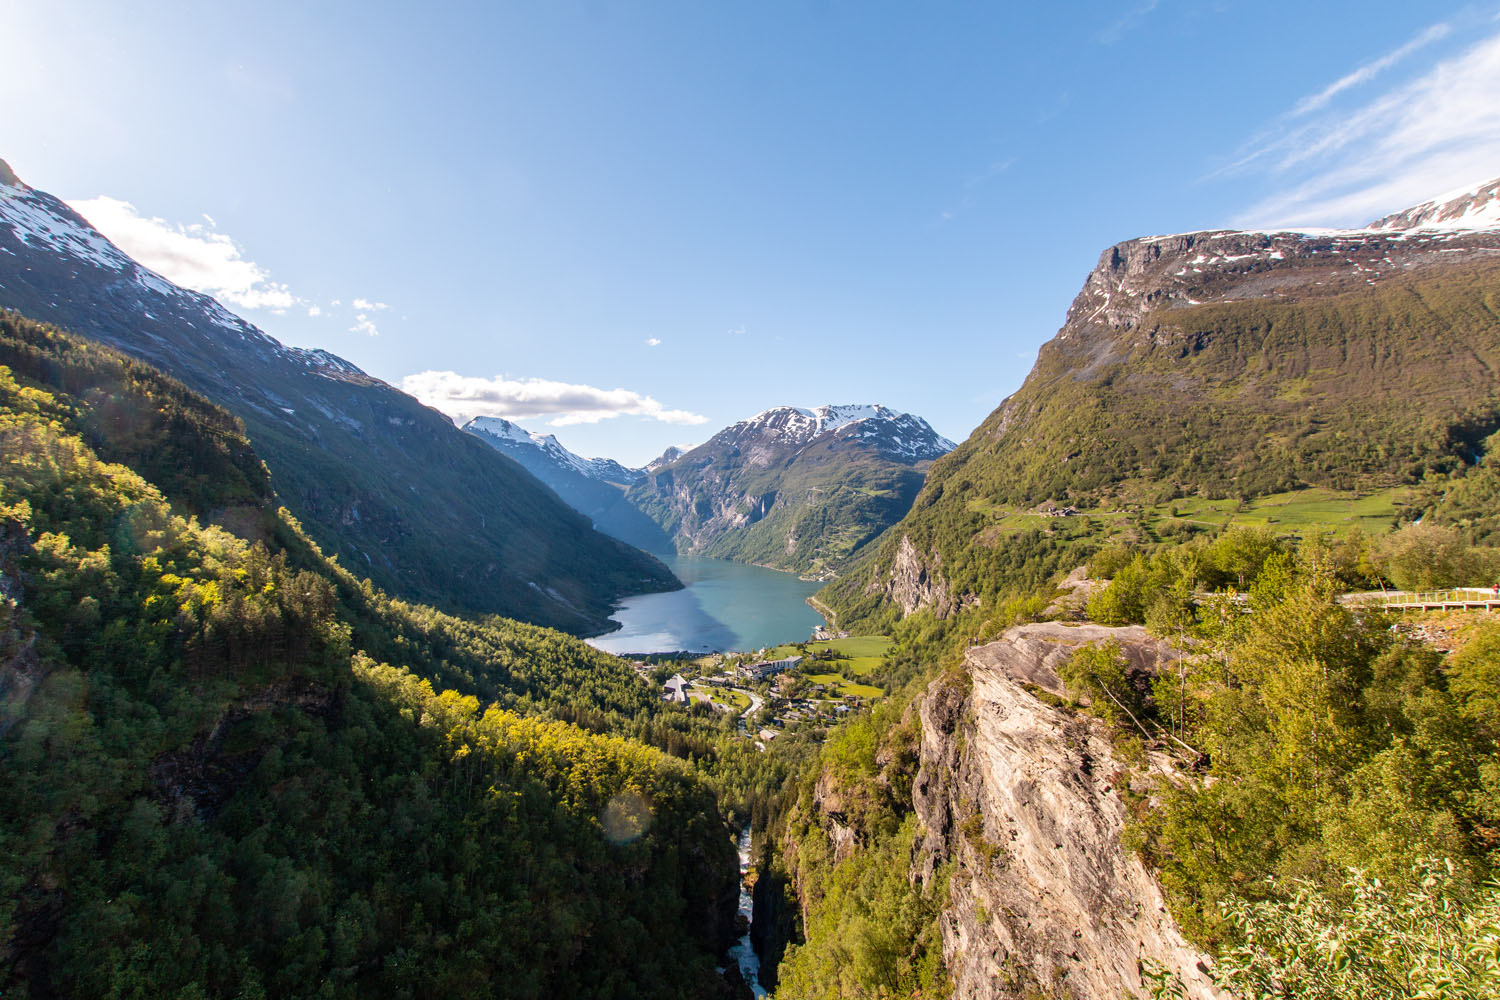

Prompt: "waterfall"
[727,825,768,997]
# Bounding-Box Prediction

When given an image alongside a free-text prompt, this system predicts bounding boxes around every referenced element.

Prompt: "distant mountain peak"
[628,401,953,575]
[736,403,957,461]
[0,159,24,190]
[463,416,642,485]
[646,445,688,473]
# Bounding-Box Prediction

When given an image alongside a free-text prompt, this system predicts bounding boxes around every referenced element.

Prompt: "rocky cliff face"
[994,188,1500,439]
[873,535,957,617]
[911,622,1218,1000]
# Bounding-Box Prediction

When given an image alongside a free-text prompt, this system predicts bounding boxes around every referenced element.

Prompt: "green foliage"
[775,816,951,1000]
[1450,622,1500,741]
[1058,640,1141,727]
[1417,427,1500,544]
[1375,522,1497,590]
[1138,553,1499,948]
[767,691,951,999]
[0,310,272,517]
[1151,861,1500,1000]
[0,341,739,997]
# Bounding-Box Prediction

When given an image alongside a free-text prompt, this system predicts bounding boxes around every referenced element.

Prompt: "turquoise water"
[586,555,825,654]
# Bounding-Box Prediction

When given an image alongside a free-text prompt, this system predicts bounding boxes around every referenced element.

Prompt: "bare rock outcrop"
[913,622,1218,1000]
[1042,566,1106,621]
[878,535,957,618]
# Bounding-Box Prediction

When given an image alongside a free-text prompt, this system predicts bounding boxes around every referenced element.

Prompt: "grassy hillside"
[0,317,740,997]
[822,261,1500,628]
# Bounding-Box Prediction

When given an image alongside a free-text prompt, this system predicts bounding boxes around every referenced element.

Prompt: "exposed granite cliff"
[912,622,1218,1000]
[873,535,958,617]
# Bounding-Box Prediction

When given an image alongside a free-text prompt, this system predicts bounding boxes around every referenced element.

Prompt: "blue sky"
[7,0,1500,464]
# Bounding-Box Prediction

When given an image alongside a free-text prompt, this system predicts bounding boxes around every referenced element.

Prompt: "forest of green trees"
[0,312,763,997]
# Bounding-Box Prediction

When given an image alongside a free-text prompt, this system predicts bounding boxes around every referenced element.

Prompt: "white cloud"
[400,371,709,427]
[67,196,297,311]
[1230,28,1500,228]
[352,297,388,311]
[645,337,661,347]
[307,304,322,317]
[350,313,381,337]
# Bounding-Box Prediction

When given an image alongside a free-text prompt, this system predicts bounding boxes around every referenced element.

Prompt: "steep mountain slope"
[465,416,675,555]
[0,313,738,997]
[823,177,1500,625]
[628,404,955,577]
[0,161,676,634]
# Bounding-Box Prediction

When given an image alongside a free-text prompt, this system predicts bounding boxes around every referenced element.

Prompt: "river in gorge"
[727,826,768,997]
[586,555,825,655]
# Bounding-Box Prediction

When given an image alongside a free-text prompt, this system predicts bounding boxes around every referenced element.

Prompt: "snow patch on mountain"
[1368,175,1500,233]
[464,416,642,484]
[0,182,138,276]
[1143,174,1500,248]
[0,163,369,384]
[736,404,956,460]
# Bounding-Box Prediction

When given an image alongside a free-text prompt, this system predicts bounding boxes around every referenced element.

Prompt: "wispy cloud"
[347,298,388,336]
[400,371,709,427]
[1228,25,1500,228]
[1289,22,1451,118]
[645,337,661,347]
[350,313,381,337]
[69,196,297,311]
[1097,0,1159,45]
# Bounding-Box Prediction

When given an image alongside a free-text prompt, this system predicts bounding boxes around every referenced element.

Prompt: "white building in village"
[738,655,802,681]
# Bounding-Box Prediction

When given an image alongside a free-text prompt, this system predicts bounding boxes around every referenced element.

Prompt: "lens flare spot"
[601,790,652,844]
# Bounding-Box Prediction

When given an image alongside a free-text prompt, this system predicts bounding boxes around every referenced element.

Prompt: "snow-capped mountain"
[730,404,957,463]
[464,416,673,556]
[1368,176,1500,232]
[0,162,368,384]
[0,158,677,632]
[627,403,955,577]
[465,416,644,485]
[1067,174,1500,340]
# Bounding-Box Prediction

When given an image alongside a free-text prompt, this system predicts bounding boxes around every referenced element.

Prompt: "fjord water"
[587,555,824,654]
